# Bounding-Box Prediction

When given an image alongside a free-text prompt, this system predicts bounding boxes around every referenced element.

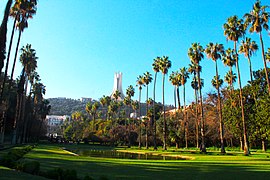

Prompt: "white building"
[46,115,71,136]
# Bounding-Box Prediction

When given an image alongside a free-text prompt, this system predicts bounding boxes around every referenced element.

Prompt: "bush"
[0,145,34,168]
[43,167,79,180]
[0,154,16,168]
[19,160,40,175]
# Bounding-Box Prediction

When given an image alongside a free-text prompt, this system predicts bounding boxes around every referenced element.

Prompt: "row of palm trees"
[0,0,50,144]
[130,1,269,155]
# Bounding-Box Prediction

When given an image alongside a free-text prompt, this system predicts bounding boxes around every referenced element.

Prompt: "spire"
[111,72,125,100]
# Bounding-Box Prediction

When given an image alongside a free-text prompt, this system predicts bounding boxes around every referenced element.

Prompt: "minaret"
[111,72,125,100]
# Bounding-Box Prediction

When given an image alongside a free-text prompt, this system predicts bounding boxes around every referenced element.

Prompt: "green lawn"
[1,144,270,180]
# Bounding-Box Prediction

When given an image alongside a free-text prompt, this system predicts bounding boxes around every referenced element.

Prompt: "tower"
[111,72,125,101]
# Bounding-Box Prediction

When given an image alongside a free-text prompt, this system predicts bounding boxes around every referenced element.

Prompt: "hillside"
[47,98,88,116]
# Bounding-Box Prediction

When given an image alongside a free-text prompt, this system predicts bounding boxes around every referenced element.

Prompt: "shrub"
[20,160,40,175]
[43,167,79,180]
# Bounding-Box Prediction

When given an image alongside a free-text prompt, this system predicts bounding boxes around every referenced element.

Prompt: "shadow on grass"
[24,145,270,180]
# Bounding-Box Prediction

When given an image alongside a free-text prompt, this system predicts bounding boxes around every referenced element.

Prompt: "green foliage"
[0,145,34,168]
[42,167,79,180]
[17,160,40,175]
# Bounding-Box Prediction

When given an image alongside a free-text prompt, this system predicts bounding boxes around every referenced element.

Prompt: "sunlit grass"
[19,144,270,179]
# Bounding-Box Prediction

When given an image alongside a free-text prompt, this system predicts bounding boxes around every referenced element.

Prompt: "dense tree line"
[0,0,50,144]
[60,1,270,156]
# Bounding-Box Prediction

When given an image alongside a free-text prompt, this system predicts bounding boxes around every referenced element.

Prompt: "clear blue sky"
[0,0,269,106]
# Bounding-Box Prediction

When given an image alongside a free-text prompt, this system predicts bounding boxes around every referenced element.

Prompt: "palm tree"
[239,37,258,82]
[100,95,107,120]
[224,71,237,87]
[159,56,171,150]
[136,75,144,149]
[152,57,160,150]
[0,0,13,143]
[142,71,152,149]
[244,0,270,94]
[223,15,249,155]
[169,71,181,111]
[188,63,200,148]
[112,90,121,101]
[19,44,37,143]
[0,0,13,74]
[9,0,37,91]
[123,96,132,147]
[180,67,189,148]
[188,43,206,153]
[222,48,236,94]
[205,42,226,153]
[12,44,37,144]
[266,48,270,62]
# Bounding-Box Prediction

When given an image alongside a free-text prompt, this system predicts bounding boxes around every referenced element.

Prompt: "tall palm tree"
[169,71,181,111]
[9,0,37,90]
[159,56,171,150]
[205,42,226,153]
[180,67,189,148]
[12,44,37,144]
[142,71,152,149]
[0,0,13,74]
[152,57,161,150]
[188,63,200,148]
[0,0,13,143]
[223,15,249,155]
[136,75,144,149]
[19,44,37,143]
[188,43,206,153]
[244,0,270,94]
[239,37,258,82]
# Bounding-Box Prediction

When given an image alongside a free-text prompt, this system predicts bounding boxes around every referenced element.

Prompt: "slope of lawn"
[16,144,270,180]
[0,166,49,180]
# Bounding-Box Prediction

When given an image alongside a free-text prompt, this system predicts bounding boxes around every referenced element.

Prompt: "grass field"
[1,144,270,179]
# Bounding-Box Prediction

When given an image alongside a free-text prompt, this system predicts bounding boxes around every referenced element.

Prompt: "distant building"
[80,97,92,103]
[46,115,71,136]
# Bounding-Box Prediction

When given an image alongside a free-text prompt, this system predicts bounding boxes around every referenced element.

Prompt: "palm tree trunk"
[176,86,181,109]
[234,42,249,155]
[145,85,149,149]
[197,70,206,153]
[193,73,199,149]
[184,84,188,148]
[0,8,16,101]
[215,61,225,153]
[138,88,141,149]
[0,17,17,144]
[20,78,29,143]
[259,32,270,95]
[153,72,157,150]
[10,30,22,87]
[247,55,253,82]
[162,74,167,150]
